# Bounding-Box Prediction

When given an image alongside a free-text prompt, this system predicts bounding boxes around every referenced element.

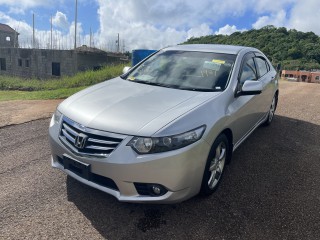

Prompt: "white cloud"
[98,21,187,51]
[287,0,320,35]
[97,0,247,30]
[215,24,246,35]
[0,11,90,49]
[95,0,254,51]
[252,10,287,29]
[0,11,32,34]
[52,11,69,30]
[187,24,213,39]
[95,0,304,51]
[253,0,296,14]
[96,0,184,50]
[252,0,320,35]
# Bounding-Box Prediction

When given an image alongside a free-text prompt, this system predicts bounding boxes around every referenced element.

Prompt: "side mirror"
[238,80,262,96]
[276,63,281,72]
[122,66,131,74]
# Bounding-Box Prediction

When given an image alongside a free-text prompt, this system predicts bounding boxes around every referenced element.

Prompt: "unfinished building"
[0,23,19,48]
[0,23,126,79]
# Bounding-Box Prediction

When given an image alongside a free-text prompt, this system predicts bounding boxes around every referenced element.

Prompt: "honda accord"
[49,44,278,203]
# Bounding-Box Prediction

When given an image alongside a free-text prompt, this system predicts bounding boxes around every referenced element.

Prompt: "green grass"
[0,87,86,101]
[0,64,126,101]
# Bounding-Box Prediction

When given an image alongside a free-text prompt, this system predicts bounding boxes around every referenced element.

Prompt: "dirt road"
[0,99,62,128]
[0,81,319,239]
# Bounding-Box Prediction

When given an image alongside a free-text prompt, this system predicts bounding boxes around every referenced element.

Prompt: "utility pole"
[14,20,21,48]
[32,13,35,49]
[74,0,78,49]
[14,29,17,48]
[90,27,92,48]
[117,33,120,52]
[50,15,53,49]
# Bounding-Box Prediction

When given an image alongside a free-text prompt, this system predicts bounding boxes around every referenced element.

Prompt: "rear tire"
[264,94,277,126]
[200,134,229,196]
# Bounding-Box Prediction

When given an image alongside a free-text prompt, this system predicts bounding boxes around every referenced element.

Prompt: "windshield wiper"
[130,80,177,88]
[178,87,216,92]
[132,79,162,86]
[127,79,215,92]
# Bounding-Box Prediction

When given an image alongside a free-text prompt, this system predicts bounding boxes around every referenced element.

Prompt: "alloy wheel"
[208,141,226,189]
[268,97,276,123]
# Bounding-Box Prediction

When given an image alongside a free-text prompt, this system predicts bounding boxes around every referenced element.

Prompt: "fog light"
[152,185,162,195]
[134,183,168,196]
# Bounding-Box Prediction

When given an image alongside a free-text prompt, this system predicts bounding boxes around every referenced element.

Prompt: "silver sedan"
[49,44,279,203]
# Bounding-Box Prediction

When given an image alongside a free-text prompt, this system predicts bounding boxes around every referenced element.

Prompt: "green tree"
[183,25,320,70]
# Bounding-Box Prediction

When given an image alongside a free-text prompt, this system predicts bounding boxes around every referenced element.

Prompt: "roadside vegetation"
[0,64,125,101]
[184,25,320,70]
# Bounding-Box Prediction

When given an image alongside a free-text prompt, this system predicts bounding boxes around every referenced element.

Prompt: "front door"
[229,53,264,146]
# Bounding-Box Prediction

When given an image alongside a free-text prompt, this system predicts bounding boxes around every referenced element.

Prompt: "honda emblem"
[74,133,88,149]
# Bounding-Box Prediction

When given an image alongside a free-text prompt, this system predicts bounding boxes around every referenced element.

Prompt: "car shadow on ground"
[66,115,320,240]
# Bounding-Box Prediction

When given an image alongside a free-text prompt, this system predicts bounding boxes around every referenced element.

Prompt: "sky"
[0,0,320,52]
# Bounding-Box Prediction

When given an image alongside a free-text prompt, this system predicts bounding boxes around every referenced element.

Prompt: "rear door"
[253,53,276,114]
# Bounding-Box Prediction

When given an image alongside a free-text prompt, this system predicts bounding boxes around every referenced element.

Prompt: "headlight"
[50,110,62,127]
[127,125,206,154]
[53,110,62,123]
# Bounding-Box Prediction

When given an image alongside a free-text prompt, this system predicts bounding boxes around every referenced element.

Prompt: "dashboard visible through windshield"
[124,50,236,92]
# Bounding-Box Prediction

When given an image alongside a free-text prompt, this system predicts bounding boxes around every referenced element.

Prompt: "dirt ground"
[0,99,63,128]
[278,80,320,125]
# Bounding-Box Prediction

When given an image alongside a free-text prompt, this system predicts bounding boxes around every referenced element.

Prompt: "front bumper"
[49,116,210,203]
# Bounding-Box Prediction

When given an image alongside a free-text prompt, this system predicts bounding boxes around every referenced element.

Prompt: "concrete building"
[0,23,126,79]
[281,70,320,84]
[0,47,124,79]
[0,23,19,48]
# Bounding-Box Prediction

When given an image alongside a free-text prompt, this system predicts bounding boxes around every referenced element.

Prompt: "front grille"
[59,116,126,158]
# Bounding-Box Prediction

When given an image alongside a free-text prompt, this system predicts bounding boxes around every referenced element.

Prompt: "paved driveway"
[0,81,319,239]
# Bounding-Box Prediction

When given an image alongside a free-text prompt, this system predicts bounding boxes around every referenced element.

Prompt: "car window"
[240,57,257,84]
[125,50,236,92]
[255,57,269,77]
[266,61,270,71]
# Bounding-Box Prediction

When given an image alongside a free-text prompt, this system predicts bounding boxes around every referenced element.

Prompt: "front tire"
[200,134,229,196]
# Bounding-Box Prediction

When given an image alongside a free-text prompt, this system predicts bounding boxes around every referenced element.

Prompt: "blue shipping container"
[132,49,157,66]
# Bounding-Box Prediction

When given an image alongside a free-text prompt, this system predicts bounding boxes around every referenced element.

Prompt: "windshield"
[124,50,236,91]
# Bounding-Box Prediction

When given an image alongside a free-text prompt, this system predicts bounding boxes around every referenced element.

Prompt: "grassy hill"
[184,25,320,70]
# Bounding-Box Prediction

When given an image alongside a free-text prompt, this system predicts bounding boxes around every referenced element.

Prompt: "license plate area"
[63,156,91,180]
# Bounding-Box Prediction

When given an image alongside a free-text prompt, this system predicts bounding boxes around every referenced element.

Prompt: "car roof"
[163,44,257,55]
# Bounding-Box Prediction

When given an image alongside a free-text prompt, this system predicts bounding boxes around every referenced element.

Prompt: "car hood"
[59,77,219,136]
